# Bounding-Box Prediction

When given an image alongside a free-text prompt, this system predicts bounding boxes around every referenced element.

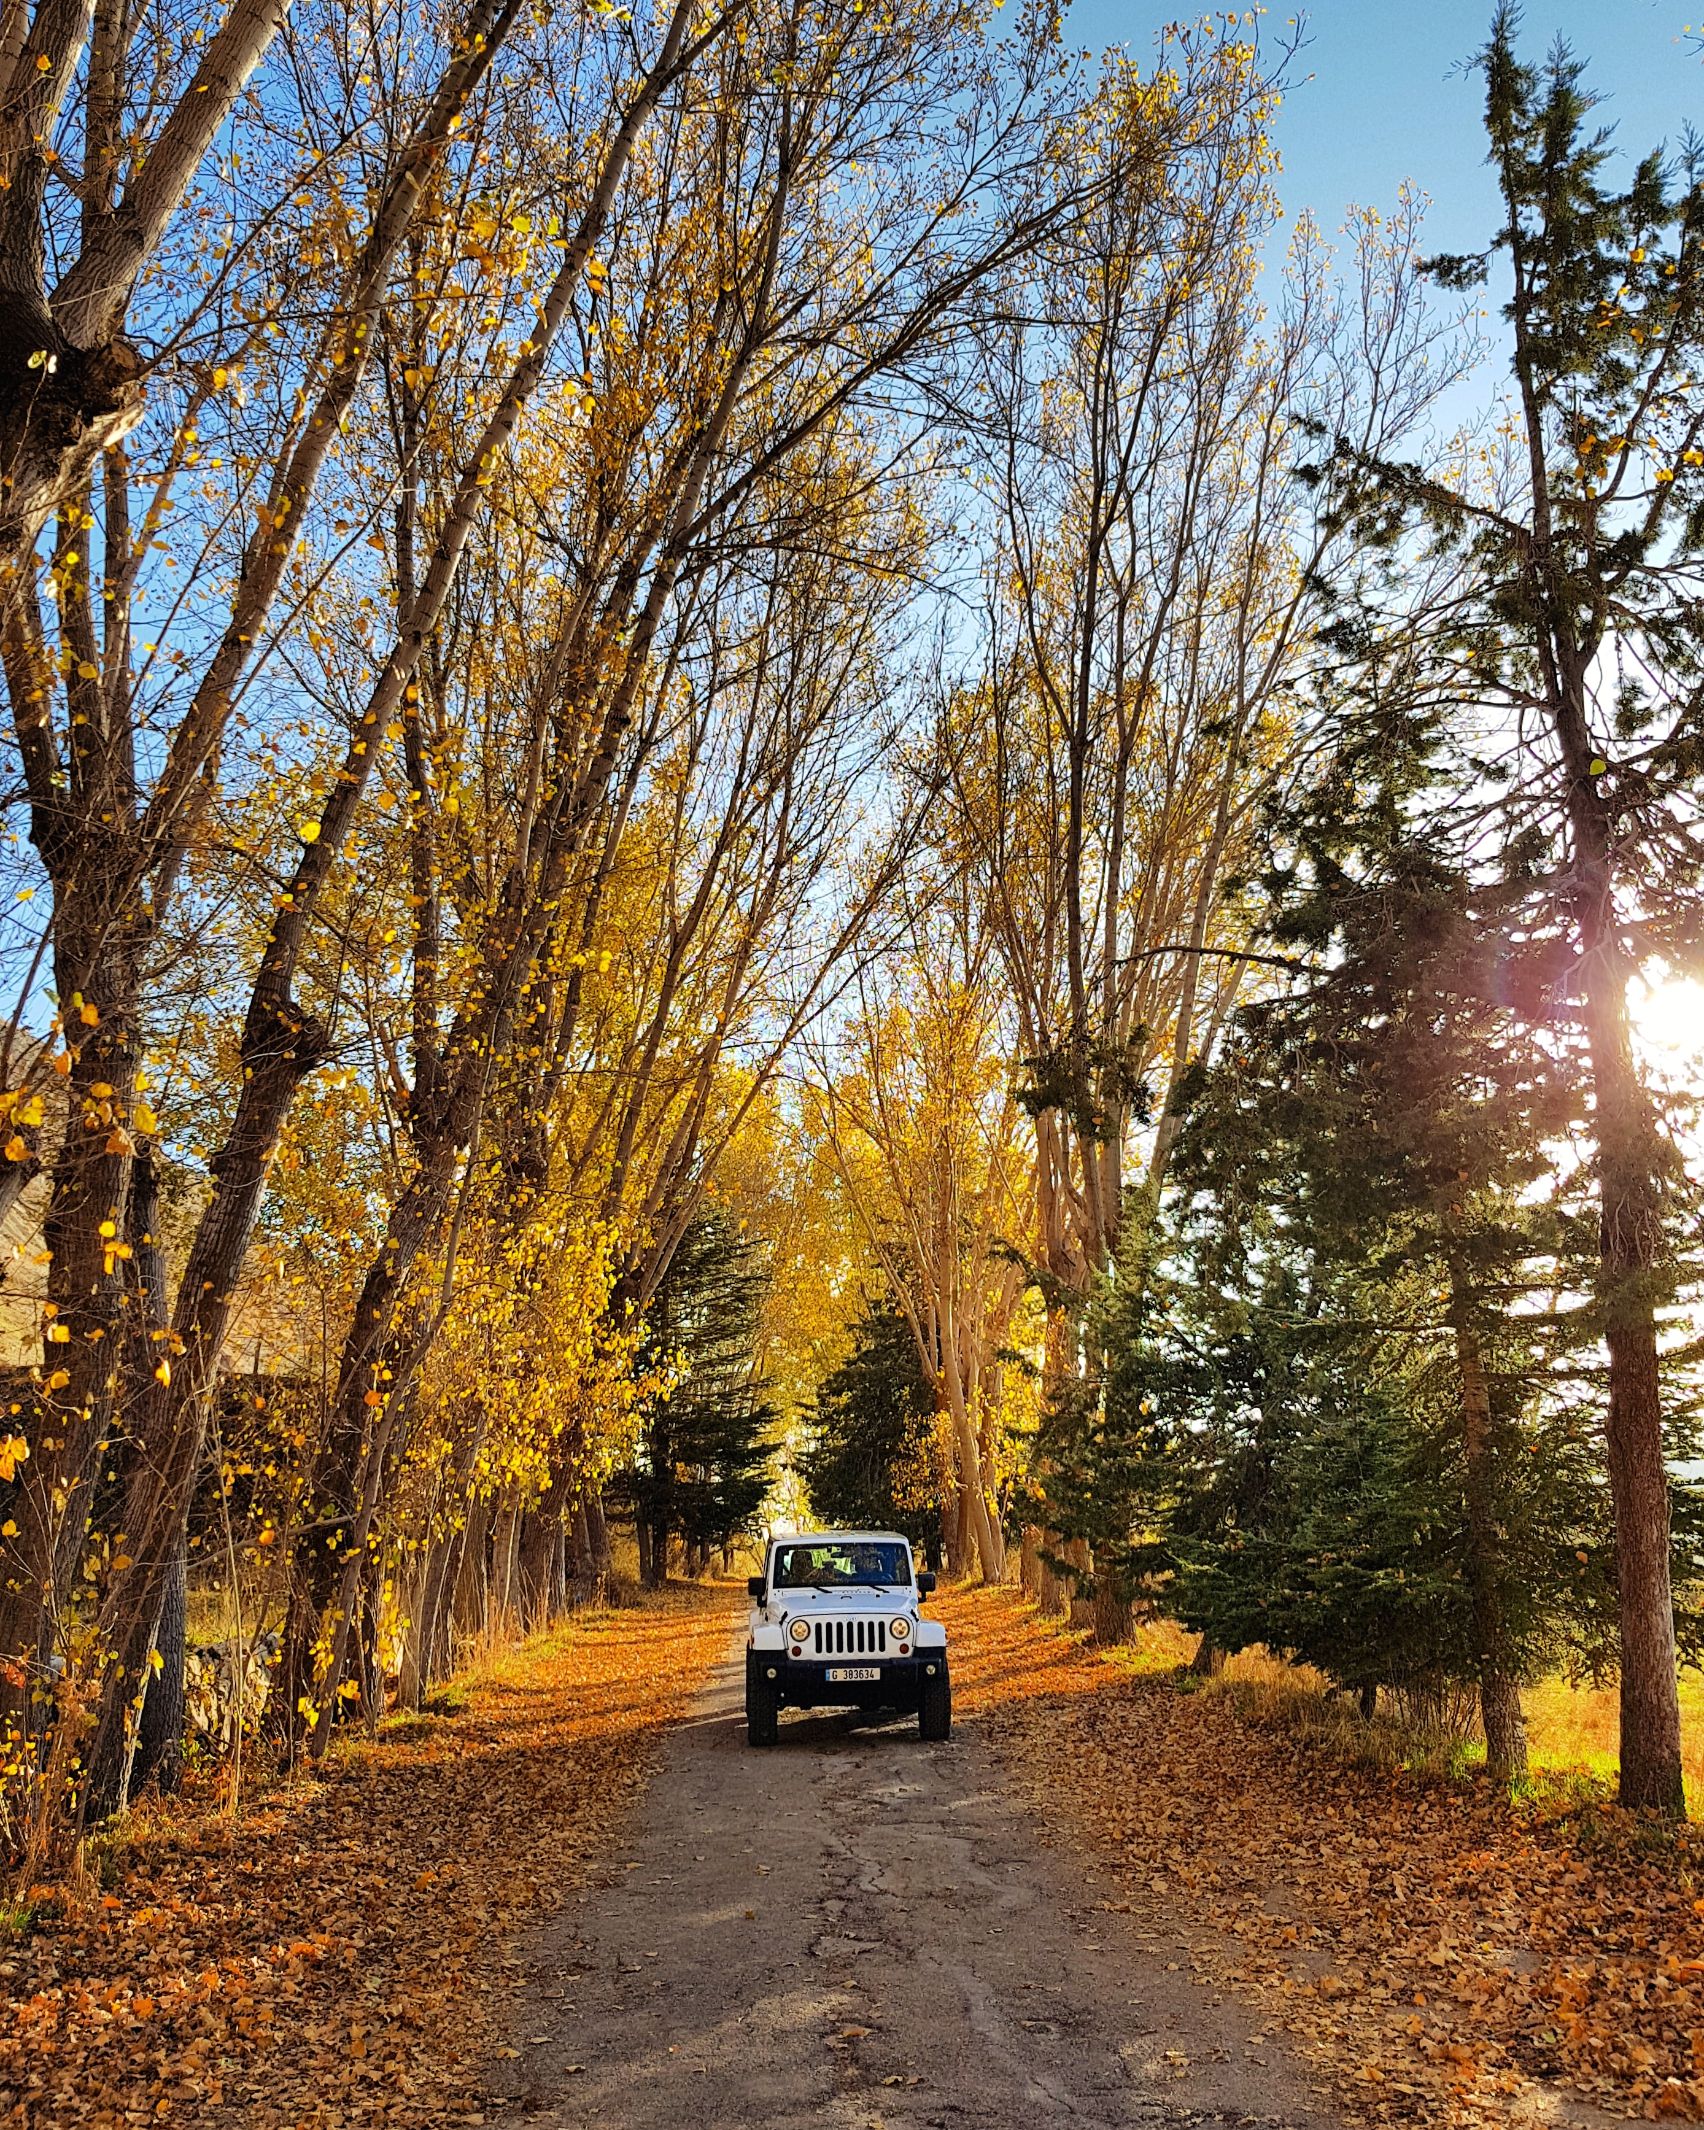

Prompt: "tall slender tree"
[1333,9,1704,1811]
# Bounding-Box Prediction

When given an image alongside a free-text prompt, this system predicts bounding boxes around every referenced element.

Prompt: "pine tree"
[1088,701,1653,1769]
[1322,6,1704,1812]
[630,1208,778,1584]
[799,1298,944,1548]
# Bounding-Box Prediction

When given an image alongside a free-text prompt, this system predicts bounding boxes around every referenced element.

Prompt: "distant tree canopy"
[799,1299,943,1551]
[628,1208,779,1584]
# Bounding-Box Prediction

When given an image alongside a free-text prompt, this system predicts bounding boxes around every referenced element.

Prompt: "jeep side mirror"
[747,1574,767,1599]
[915,1570,936,1595]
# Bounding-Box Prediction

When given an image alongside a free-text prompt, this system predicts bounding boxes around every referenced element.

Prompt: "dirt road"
[498,1623,1340,2130]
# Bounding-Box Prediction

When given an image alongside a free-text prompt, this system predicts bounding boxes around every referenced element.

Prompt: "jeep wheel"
[745,1663,779,1747]
[918,1669,951,1742]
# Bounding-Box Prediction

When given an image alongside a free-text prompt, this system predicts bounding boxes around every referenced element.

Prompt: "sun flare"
[1630,973,1704,1076]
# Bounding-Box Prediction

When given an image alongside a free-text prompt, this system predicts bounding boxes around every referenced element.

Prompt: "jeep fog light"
[890,1616,912,1639]
[788,1618,812,1642]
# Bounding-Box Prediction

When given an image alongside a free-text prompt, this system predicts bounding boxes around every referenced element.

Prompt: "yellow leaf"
[133,1103,158,1135]
[298,820,321,843]
[0,1436,28,1482]
[46,1369,68,1390]
[212,366,228,388]
[79,1001,98,1026]
[154,1359,171,1386]
[3,1137,26,1163]
[1,1521,16,1539]
[47,1323,69,1343]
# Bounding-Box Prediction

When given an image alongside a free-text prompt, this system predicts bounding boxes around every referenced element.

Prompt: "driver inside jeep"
[774,1541,909,1588]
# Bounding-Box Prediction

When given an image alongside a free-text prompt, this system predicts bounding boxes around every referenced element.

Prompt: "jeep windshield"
[772,1541,910,1590]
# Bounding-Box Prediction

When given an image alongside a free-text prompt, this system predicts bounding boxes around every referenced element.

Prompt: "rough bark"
[0,0,289,566]
[1555,672,1683,1813]
[128,1538,185,1801]
[1066,1536,1094,1630]
[1450,1287,1528,1785]
[1090,1561,1132,1646]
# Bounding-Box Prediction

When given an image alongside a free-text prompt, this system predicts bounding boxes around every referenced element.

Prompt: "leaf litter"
[0,1586,729,2127]
[937,1585,1704,2127]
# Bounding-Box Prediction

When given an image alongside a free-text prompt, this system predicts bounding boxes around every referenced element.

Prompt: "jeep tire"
[919,1668,951,1742]
[745,1659,779,1747]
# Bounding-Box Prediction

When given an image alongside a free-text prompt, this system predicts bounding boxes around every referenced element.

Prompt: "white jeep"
[744,1529,950,1746]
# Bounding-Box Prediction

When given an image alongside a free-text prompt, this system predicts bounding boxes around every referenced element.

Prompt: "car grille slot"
[813,1618,887,1657]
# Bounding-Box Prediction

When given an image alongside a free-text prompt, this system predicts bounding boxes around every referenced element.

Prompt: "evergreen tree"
[1082,688,1681,1774]
[630,1207,778,1584]
[1317,7,1704,1811]
[799,1298,943,1547]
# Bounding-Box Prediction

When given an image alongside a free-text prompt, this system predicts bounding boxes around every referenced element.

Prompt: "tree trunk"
[1587,972,1684,1812]
[0,914,141,1724]
[570,1496,603,1606]
[1036,1531,1069,1619]
[1066,1537,1093,1630]
[452,1500,492,1640]
[490,1500,521,1623]
[1189,1634,1224,1678]
[1450,1286,1528,1785]
[1091,1556,1132,1646]
[129,1537,186,1801]
[1551,661,1685,1814]
[397,1544,439,1710]
[635,1514,654,1587]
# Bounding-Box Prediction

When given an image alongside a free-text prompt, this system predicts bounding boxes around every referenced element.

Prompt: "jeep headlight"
[890,1616,913,1640]
[788,1618,812,1642]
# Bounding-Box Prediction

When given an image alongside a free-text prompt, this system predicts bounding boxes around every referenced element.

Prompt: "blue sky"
[1063,1,1696,254]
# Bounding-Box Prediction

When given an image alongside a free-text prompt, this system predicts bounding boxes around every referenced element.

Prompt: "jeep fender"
[913,1619,947,1651]
[748,1623,786,1653]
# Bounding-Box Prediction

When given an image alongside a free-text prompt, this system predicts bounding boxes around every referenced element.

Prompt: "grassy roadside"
[0,1583,733,2129]
[937,1584,1704,2127]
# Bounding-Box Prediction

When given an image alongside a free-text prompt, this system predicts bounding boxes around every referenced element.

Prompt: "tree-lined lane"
[502,1637,1337,2130]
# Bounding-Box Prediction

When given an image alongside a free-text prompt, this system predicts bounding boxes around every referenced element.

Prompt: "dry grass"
[1522,1671,1704,1813]
[1094,1615,1704,1806]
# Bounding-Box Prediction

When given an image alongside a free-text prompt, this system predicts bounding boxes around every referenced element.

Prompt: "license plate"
[826,1665,880,1683]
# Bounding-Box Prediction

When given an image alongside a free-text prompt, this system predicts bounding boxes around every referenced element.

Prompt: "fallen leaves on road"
[0,1586,730,2128]
[938,1585,1704,2127]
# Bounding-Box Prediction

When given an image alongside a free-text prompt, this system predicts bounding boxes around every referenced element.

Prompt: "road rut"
[497,1622,1343,2130]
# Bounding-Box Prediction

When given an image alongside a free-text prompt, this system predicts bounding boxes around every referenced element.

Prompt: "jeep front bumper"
[747,1648,948,1712]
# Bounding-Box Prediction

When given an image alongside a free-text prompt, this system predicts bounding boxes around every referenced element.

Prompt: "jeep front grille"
[811,1617,888,1658]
